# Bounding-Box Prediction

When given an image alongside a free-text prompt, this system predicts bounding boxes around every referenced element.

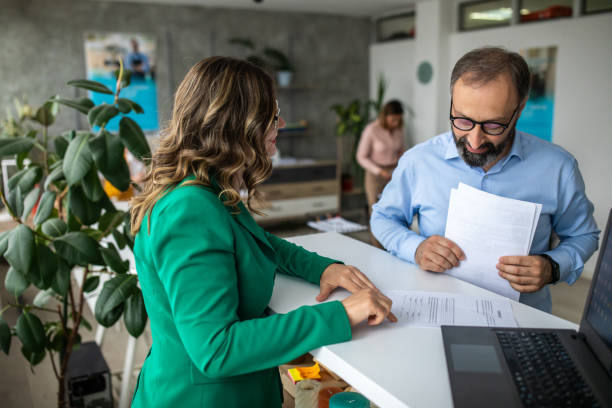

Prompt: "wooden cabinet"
[253,161,339,224]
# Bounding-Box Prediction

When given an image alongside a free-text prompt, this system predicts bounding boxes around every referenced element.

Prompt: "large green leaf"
[0,138,34,157]
[88,104,119,128]
[41,218,67,238]
[5,267,30,298]
[0,231,10,256]
[7,186,23,218]
[51,258,70,296]
[100,242,129,274]
[21,346,46,366]
[4,225,35,275]
[95,275,137,327]
[22,187,40,222]
[99,211,125,234]
[29,244,57,290]
[44,164,64,191]
[12,165,42,195]
[119,117,150,160]
[112,229,127,249]
[81,165,104,202]
[89,131,130,191]
[124,289,147,337]
[16,312,46,353]
[63,133,93,185]
[53,97,94,115]
[67,79,113,95]
[33,191,56,226]
[0,317,10,355]
[54,232,102,266]
[53,136,69,158]
[35,101,58,127]
[68,185,101,226]
[33,288,55,308]
[116,98,143,114]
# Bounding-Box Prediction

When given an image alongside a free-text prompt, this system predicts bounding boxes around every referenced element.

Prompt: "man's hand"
[497,255,553,293]
[415,235,465,273]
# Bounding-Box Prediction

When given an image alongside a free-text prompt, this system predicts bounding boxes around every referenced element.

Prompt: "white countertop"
[269,232,578,408]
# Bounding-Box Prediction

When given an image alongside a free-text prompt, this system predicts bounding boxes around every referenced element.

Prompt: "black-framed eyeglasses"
[449,99,520,136]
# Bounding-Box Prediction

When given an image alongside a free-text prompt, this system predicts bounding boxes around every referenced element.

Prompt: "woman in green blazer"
[129,56,396,407]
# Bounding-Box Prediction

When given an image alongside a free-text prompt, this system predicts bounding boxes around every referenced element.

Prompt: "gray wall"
[0,0,371,160]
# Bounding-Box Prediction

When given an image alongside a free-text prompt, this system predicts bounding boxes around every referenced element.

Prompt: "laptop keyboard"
[495,330,600,407]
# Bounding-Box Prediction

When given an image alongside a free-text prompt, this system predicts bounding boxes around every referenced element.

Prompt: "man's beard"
[453,127,515,168]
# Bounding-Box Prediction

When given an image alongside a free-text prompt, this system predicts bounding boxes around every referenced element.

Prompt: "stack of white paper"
[307,216,368,233]
[444,183,542,300]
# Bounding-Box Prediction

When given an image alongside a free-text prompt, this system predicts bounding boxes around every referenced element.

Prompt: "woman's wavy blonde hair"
[130,56,276,235]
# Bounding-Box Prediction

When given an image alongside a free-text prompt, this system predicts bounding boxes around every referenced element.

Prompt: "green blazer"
[131,178,351,407]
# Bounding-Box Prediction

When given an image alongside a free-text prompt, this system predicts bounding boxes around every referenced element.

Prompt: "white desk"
[269,232,578,408]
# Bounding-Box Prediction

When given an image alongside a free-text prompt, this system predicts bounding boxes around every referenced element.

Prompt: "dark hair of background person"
[450,46,531,103]
[379,99,404,130]
[130,56,276,234]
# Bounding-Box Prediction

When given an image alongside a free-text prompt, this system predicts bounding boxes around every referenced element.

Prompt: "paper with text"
[386,290,517,328]
[444,183,542,300]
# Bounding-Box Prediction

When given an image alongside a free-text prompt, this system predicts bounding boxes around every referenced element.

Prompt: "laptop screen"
[585,215,612,349]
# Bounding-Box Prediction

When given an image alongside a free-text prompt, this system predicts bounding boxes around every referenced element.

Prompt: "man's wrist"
[540,254,560,284]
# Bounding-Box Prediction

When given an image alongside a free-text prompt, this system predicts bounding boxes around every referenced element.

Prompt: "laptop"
[442,209,612,408]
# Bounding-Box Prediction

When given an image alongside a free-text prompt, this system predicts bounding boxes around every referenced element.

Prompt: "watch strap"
[540,254,560,284]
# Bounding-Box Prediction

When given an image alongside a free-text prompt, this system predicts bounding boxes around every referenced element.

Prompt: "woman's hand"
[318,263,397,326]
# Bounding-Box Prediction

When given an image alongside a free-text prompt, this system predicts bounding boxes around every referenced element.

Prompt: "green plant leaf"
[112,229,127,249]
[119,117,150,160]
[95,275,137,327]
[81,165,104,202]
[0,231,10,256]
[53,136,69,158]
[0,138,34,157]
[89,131,130,191]
[35,101,57,127]
[22,187,40,222]
[4,225,35,275]
[66,210,82,232]
[7,186,24,218]
[87,104,119,128]
[83,275,100,293]
[8,168,27,190]
[16,312,46,353]
[54,231,102,266]
[82,228,104,241]
[53,97,94,115]
[63,133,93,185]
[41,218,67,238]
[124,288,147,337]
[29,243,57,290]
[116,98,143,114]
[99,211,125,234]
[100,242,128,274]
[51,258,70,296]
[79,316,92,331]
[68,185,101,226]
[9,165,42,195]
[21,346,46,366]
[0,317,10,355]
[33,288,55,308]
[34,191,56,226]
[43,165,64,191]
[5,267,30,298]
[67,79,113,95]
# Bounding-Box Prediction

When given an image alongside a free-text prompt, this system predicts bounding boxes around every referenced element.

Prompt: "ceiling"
[95,0,418,18]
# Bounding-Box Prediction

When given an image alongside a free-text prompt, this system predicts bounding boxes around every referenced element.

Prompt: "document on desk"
[444,183,542,301]
[386,290,517,328]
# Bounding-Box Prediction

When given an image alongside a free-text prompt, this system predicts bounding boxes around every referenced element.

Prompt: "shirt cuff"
[543,249,574,284]
[398,234,427,264]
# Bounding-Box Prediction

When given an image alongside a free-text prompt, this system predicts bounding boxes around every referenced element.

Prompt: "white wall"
[370,7,612,278]
[370,39,415,145]
[449,13,612,277]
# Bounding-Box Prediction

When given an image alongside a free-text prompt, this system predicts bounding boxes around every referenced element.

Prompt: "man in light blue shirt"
[371,47,599,312]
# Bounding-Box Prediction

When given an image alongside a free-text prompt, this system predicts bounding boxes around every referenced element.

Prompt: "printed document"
[444,183,542,300]
[386,290,517,328]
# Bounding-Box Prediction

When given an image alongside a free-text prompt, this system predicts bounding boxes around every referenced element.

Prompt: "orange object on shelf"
[318,386,344,408]
[520,6,572,22]
[103,180,133,201]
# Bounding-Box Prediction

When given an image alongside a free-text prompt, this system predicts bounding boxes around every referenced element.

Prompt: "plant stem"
[0,304,11,316]
[42,125,49,175]
[68,281,77,325]
[0,188,20,223]
[8,303,61,315]
[48,349,60,381]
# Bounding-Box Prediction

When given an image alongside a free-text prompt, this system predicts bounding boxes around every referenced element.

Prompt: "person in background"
[356,99,405,247]
[129,56,396,408]
[125,38,150,79]
[371,47,599,313]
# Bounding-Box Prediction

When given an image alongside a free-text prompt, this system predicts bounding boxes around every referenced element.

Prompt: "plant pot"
[276,71,293,87]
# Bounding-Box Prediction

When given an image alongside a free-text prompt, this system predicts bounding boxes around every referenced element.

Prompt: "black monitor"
[580,208,612,377]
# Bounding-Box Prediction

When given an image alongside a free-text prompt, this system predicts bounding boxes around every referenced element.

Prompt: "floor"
[0,218,592,408]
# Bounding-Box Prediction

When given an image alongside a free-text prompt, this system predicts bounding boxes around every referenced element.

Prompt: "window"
[460,0,513,31]
[376,12,415,42]
[583,0,612,14]
[520,0,573,23]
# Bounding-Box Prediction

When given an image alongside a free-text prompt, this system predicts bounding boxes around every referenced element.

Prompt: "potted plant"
[0,64,149,407]
[229,37,294,86]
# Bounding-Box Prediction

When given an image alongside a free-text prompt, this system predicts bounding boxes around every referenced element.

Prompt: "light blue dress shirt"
[371,131,599,312]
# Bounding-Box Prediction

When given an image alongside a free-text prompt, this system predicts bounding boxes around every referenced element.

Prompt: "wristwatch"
[540,254,560,284]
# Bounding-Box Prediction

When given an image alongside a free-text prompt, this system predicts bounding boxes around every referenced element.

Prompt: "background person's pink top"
[356,119,404,175]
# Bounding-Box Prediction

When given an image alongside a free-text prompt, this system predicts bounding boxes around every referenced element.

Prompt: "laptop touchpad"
[450,344,503,373]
